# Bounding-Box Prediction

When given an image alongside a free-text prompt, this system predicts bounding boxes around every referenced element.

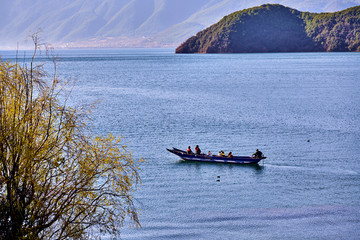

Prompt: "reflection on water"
[176,159,265,172]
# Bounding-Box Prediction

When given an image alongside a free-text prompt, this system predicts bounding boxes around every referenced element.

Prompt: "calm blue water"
[1,49,360,239]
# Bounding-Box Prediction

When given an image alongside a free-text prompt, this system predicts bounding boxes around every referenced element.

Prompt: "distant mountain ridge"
[1,0,360,49]
[176,4,360,53]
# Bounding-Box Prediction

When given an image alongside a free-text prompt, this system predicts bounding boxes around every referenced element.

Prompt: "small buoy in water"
[216,179,220,182]
[217,176,220,178]
[307,139,310,142]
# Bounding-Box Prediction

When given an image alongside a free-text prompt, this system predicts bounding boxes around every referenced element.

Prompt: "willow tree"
[0,43,141,239]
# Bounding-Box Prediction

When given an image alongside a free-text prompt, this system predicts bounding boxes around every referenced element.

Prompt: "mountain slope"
[0,0,360,49]
[175,4,360,53]
[305,5,360,51]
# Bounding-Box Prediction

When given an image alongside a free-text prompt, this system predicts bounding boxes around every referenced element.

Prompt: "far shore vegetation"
[176,4,360,53]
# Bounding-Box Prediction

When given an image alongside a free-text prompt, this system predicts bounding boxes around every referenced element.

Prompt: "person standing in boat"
[187,146,193,154]
[195,145,201,155]
[252,149,263,158]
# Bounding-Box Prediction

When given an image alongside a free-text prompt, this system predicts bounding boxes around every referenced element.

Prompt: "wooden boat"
[167,147,266,164]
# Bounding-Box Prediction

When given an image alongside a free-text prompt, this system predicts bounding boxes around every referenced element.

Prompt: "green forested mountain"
[175,4,360,53]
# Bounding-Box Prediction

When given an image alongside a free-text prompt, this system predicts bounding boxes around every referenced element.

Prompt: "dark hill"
[175,4,360,53]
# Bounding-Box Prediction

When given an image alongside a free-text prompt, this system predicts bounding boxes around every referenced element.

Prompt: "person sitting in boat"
[187,146,193,154]
[208,151,212,156]
[252,149,263,158]
[228,152,233,158]
[218,150,225,157]
[195,145,201,155]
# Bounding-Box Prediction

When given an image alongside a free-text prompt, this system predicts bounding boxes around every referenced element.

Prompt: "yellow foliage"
[0,45,141,239]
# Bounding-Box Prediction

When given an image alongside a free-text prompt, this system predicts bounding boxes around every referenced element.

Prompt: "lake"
[1,49,359,239]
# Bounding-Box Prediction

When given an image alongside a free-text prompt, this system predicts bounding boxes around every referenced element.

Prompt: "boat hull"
[167,148,265,164]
